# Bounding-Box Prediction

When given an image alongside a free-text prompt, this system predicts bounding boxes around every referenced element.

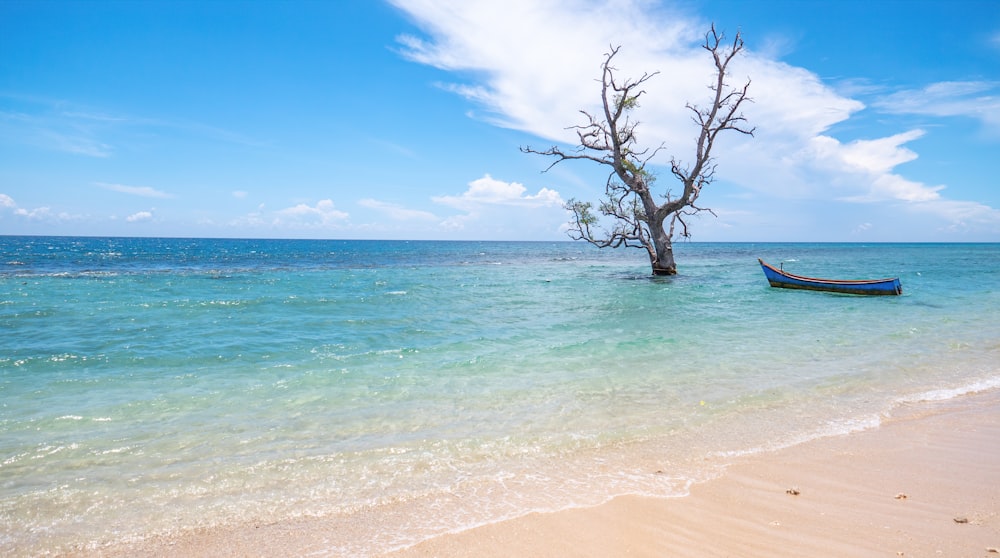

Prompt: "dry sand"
[388,390,1000,558]
[99,390,1000,557]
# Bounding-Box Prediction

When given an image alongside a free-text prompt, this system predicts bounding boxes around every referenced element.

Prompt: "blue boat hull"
[758,259,902,296]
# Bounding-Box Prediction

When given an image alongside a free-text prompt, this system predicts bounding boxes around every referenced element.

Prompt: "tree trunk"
[523,32,753,277]
[649,221,677,275]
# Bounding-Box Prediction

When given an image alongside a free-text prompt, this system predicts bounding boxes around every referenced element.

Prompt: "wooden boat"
[758,259,902,296]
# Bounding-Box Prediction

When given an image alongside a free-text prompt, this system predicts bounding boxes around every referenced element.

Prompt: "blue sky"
[2,0,998,242]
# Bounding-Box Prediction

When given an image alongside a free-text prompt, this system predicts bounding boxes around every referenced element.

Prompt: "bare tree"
[523,25,754,275]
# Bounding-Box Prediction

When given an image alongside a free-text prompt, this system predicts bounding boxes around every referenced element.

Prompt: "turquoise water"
[2,238,998,555]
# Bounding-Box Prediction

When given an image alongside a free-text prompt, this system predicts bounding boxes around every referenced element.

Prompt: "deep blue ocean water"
[2,237,998,555]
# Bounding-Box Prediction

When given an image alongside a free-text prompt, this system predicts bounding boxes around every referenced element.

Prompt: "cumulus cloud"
[16,206,54,219]
[275,199,349,225]
[96,182,173,199]
[797,131,946,203]
[1,193,35,217]
[426,174,567,236]
[126,210,154,222]
[433,174,563,210]
[0,193,73,222]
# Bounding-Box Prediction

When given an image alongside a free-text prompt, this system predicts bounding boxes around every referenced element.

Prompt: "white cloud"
[1,94,263,161]
[126,211,154,222]
[393,0,698,139]
[275,199,349,225]
[839,130,924,174]
[432,174,563,210]
[905,199,1000,232]
[426,174,567,237]
[873,81,1000,128]
[358,198,438,221]
[392,0,861,147]
[15,206,52,219]
[0,194,75,222]
[391,0,997,236]
[41,130,113,158]
[797,131,945,203]
[229,201,351,233]
[0,101,114,158]
[97,182,173,199]
[232,190,248,199]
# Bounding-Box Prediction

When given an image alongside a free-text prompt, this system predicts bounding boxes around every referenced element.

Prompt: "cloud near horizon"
[432,174,563,211]
[0,193,61,222]
[273,199,350,227]
[427,174,566,236]
[126,210,154,223]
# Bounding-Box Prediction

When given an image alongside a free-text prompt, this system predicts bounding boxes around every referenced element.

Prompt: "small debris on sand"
[894,493,908,500]
[986,547,998,553]
[953,516,969,524]
[785,487,800,496]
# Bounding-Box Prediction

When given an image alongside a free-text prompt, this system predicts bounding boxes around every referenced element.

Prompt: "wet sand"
[387,390,1000,558]
[98,390,1000,557]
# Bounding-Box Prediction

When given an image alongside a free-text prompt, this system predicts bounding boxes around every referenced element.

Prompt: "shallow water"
[1,238,998,555]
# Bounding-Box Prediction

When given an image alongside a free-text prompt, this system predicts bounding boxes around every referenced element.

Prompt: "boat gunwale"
[757,259,900,286]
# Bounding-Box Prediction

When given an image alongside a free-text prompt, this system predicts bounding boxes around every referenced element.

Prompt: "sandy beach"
[387,390,1000,558]
[97,389,1000,558]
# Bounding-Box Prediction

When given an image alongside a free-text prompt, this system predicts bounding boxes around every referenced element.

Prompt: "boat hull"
[758,259,902,296]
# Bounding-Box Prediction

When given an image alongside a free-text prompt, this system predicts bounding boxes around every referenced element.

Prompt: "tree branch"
[524,27,753,275]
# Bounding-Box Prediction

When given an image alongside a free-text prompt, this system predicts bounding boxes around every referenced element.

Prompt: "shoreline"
[94,388,1000,557]
[387,389,1000,557]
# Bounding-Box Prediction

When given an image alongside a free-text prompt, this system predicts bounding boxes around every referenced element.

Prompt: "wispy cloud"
[905,198,1000,234]
[0,107,114,157]
[96,182,173,199]
[0,93,262,158]
[872,81,1000,129]
[369,138,420,160]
